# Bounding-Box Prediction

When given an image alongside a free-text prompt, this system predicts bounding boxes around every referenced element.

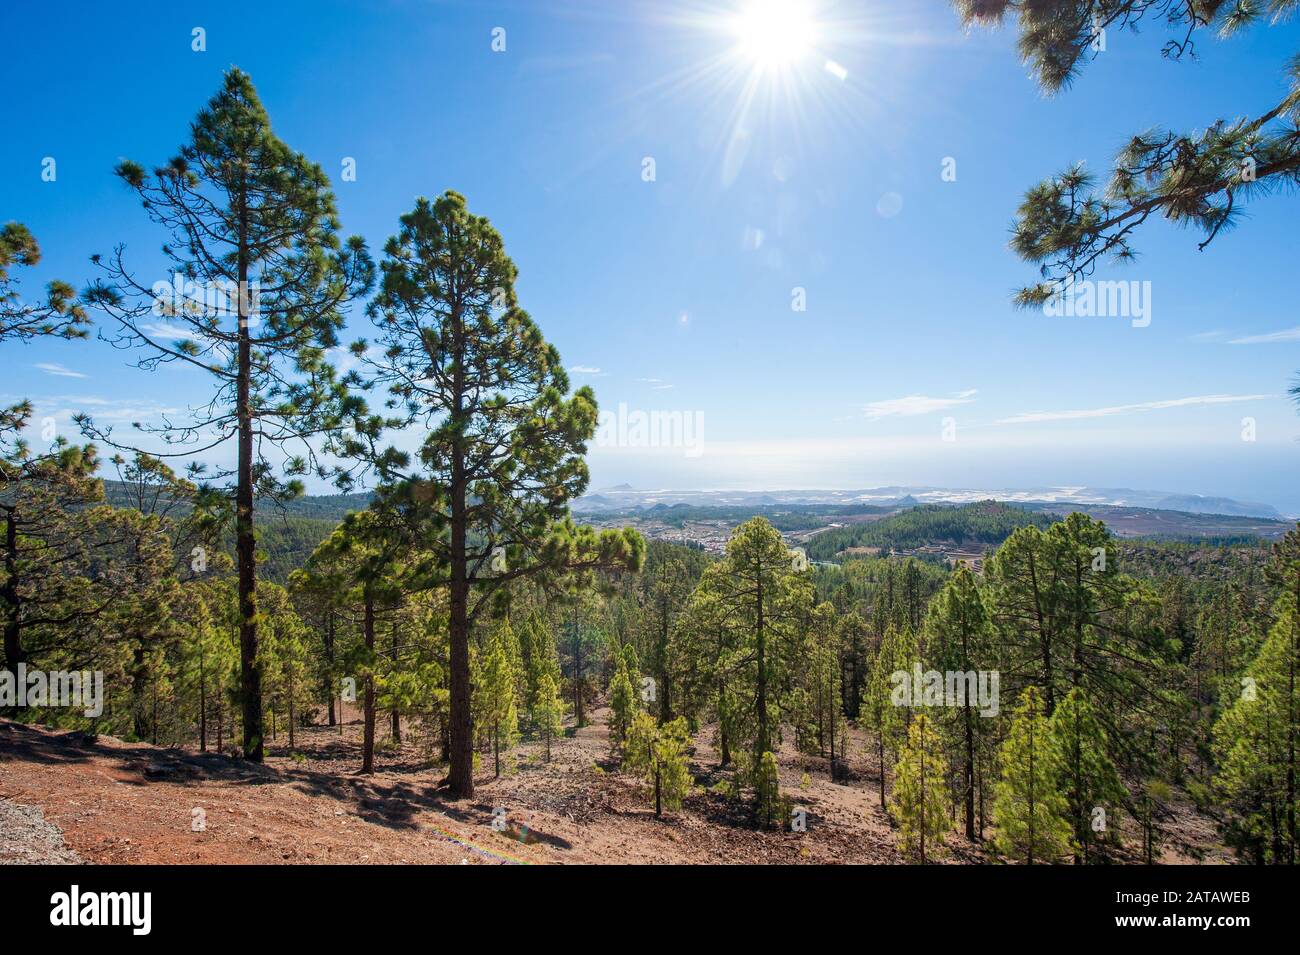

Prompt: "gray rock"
[0,798,83,865]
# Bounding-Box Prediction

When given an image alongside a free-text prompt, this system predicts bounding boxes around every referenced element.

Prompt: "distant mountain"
[572,485,1288,520]
[1154,494,1280,519]
[100,481,374,526]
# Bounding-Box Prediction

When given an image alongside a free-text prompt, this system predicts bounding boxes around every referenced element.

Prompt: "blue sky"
[3,1,1298,510]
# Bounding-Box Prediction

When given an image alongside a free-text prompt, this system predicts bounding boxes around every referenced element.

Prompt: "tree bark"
[961,624,976,841]
[325,612,336,727]
[131,645,148,740]
[446,308,474,796]
[362,594,376,774]
[1,507,24,698]
[235,188,263,762]
[198,644,207,752]
[288,666,295,751]
[390,624,401,744]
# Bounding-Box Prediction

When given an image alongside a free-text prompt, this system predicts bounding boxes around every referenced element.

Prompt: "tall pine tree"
[355,191,643,797]
[84,68,374,760]
[993,685,1074,864]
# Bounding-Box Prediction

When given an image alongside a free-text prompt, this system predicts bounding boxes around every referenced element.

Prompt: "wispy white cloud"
[34,362,87,379]
[1228,326,1300,345]
[6,393,183,424]
[1188,330,1226,343]
[863,389,976,421]
[995,393,1272,426]
[571,365,605,376]
[140,322,198,341]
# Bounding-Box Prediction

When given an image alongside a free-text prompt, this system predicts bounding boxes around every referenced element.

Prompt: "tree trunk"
[1027,552,1055,715]
[1,507,25,701]
[325,612,336,727]
[362,594,376,774]
[960,623,976,841]
[878,733,886,810]
[235,192,263,763]
[446,373,474,797]
[572,613,585,729]
[755,563,768,759]
[198,645,207,752]
[390,624,401,744]
[131,646,148,740]
[1027,720,1036,865]
[658,602,673,722]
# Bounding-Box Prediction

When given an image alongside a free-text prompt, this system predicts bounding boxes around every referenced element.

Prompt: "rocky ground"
[0,796,82,864]
[0,706,1232,865]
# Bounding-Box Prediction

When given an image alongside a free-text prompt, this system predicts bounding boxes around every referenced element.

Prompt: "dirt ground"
[0,706,1232,865]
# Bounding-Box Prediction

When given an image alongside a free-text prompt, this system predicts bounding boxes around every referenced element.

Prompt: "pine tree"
[2,449,169,700]
[519,611,561,714]
[682,517,812,767]
[754,750,783,829]
[1136,778,1172,865]
[608,651,640,757]
[1,221,98,688]
[643,556,690,721]
[533,671,566,762]
[836,609,870,719]
[993,686,1074,864]
[923,565,996,840]
[300,509,405,773]
[672,580,740,767]
[866,622,917,808]
[1214,590,1300,863]
[0,222,89,345]
[256,582,312,752]
[355,191,643,797]
[1050,687,1124,863]
[559,596,604,730]
[799,602,845,775]
[624,712,692,817]
[83,67,375,761]
[890,712,950,863]
[1265,526,1300,864]
[477,624,520,778]
[955,2,1300,317]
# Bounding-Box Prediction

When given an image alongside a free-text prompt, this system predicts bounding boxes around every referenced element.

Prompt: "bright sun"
[732,0,816,69]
